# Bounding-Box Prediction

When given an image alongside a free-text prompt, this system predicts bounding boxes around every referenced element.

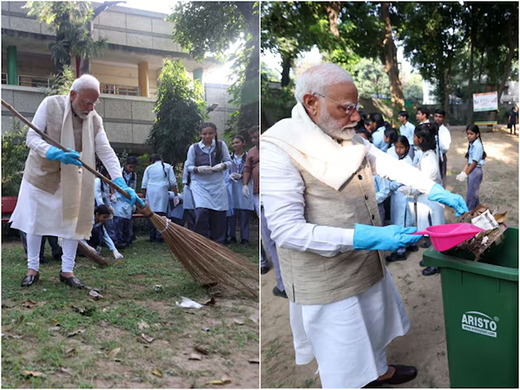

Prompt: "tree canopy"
[168,2,259,134]
[147,60,206,167]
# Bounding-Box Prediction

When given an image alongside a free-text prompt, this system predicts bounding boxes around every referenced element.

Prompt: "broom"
[77,241,110,267]
[2,100,258,298]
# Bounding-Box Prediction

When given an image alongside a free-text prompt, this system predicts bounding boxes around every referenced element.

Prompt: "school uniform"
[371,126,388,152]
[399,121,415,160]
[387,151,414,228]
[466,138,485,210]
[112,168,136,248]
[227,152,255,242]
[83,215,117,252]
[261,205,285,293]
[168,191,185,226]
[181,163,196,231]
[186,139,232,244]
[438,124,451,187]
[94,177,116,240]
[374,175,391,224]
[142,161,177,241]
[414,150,445,231]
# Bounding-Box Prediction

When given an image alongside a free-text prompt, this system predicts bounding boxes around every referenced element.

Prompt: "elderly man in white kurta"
[10,75,140,289]
[261,64,468,388]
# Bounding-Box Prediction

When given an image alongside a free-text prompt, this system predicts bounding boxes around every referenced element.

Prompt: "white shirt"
[261,138,436,257]
[438,123,451,155]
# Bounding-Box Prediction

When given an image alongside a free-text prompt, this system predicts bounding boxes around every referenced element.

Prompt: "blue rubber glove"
[353,224,422,252]
[46,146,82,166]
[112,177,144,207]
[428,183,469,216]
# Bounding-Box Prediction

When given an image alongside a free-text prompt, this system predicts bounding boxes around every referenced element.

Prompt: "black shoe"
[408,245,419,252]
[422,266,439,276]
[228,237,237,244]
[386,252,407,263]
[273,286,288,299]
[261,266,270,275]
[21,272,39,287]
[240,239,249,245]
[419,260,426,267]
[59,273,85,288]
[363,365,417,388]
[40,256,49,264]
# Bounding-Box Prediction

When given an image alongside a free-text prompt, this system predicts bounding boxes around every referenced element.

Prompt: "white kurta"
[262,134,436,387]
[414,150,445,230]
[141,161,177,213]
[10,99,122,240]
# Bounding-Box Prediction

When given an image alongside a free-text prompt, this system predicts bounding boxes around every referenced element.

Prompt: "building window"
[100,84,141,96]
[1,74,6,84]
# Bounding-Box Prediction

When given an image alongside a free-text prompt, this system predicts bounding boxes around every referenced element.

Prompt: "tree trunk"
[237,3,259,130]
[381,2,405,110]
[325,2,342,38]
[497,16,517,102]
[467,8,476,124]
[444,68,450,119]
[476,50,484,93]
[280,54,293,87]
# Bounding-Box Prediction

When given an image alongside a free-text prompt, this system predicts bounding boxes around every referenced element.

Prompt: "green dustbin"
[423,227,518,388]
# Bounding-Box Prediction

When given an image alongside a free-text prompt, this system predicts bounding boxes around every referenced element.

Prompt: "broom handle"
[1,99,135,203]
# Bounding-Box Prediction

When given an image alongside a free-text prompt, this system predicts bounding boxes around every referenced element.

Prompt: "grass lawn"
[1,222,259,388]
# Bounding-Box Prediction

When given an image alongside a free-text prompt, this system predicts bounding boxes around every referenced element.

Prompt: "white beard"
[317,109,356,141]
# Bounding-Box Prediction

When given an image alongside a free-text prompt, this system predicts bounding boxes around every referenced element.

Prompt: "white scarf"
[261,103,367,191]
[60,95,96,238]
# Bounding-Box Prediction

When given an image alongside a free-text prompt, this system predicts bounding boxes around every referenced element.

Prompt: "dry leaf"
[65,348,76,356]
[67,329,85,337]
[48,326,62,332]
[71,305,85,314]
[494,211,509,224]
[57,367,72,376]
[108,348,121,360]
[151,368,163,378]
[206,380,226,385]
[141,334,154,344]
[233,318,244,325]
[195,346,209,355]
[189,353,202,361]
[102,307,109,313]
[138,320,150,331]
[206,375,232,386]
[22,370,43,378]
[21,299,38,309]
[248,358,260,364]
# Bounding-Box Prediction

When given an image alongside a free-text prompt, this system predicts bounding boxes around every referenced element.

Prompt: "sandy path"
[260,125,518,388]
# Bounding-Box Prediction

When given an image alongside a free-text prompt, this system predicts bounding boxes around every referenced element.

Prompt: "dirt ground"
[260,125,518,388]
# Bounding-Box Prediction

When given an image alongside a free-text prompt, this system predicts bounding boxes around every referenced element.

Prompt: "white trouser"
[27,234,78,273]
[254,194,259,218]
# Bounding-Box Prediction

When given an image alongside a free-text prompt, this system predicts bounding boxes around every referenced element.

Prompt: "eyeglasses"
[83,99,100,107]
[313,92,360,115]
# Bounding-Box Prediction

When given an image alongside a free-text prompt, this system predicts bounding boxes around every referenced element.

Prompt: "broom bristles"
[77,241,109,267]
[150,214,258,298]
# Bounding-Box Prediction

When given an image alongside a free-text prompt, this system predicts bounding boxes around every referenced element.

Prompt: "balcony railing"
[100,83,141,96]
[19,75,51,88]
[1,73,7,84]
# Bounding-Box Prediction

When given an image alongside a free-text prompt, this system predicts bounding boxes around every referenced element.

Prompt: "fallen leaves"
[66,329,85,338]
[207,375,232,385]
[21,300,46,309]
[189,352,202,361]
[22,370,44,378]
[88,290,103,300]
[194,346,209,355]
[140,334,154,344]
[108,348,121,360]
[248,358,260,364]
[151,368,163,378]
[232,318,244,325]
[138,320,150,331]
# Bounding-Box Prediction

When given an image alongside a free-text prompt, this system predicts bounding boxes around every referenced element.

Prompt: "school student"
[112,156,138,249]
[386,136,417,262]
[398,110,415,161]
[186,122,231,244]
[226,135,254,244]
[369,112,387,151]
[384,125,399,158]
[94,166,116,240]
[141,154,178,242]
[374,175,391,224]
[181,161,196,231]
[242,126,260,215]
[82,205,123,260]
[456,124,487,211]
[434,109,451,187]
[413,123,445,276]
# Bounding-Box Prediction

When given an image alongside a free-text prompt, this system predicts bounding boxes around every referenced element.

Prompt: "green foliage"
[43,65,75,96]
[169,2,259,133]
[147,60,206,167]
[402,72,424,102]
[1,120,29,196]
[351,58,390,99]
[24,1,107,73]
[261,77,296,130]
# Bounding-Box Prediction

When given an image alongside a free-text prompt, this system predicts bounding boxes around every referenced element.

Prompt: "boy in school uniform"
[398,111,415,161]
[434,109,451,187]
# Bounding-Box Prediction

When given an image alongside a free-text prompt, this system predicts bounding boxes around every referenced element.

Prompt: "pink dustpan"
[412,223,486,252]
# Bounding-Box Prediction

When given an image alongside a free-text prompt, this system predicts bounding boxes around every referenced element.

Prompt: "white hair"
[294,63,354,104]
[71,74,100,93]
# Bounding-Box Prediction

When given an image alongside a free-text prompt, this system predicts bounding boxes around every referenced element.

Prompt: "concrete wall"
[90,62,158,94]
[205,83,237,134]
